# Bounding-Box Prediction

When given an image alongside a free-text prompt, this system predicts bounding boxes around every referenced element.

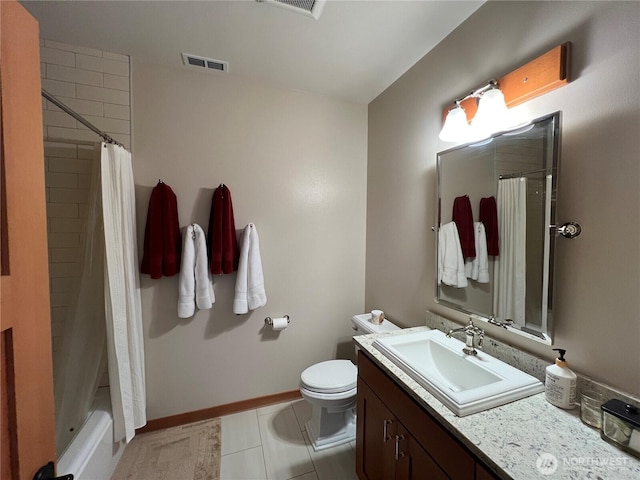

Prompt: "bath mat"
[111,417,221,480]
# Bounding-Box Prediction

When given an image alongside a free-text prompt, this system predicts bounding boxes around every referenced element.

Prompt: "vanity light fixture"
[439,42,572,143]
[439,80,509,142]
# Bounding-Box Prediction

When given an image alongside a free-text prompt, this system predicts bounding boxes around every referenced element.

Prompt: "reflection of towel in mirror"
[233,223,267,314]
[480,196,499,256]
[452,195,476,258]
[178,224,215,318]
[465,222,489,283]
[438,222,468,288]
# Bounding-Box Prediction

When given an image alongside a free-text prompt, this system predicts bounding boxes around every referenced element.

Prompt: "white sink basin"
[373,329,544,416]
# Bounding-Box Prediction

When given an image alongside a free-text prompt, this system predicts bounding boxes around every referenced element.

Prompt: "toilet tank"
[351,314,400,361]
[351,313,400,336]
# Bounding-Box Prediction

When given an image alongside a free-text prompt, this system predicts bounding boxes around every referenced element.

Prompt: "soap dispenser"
[545,348,577,409]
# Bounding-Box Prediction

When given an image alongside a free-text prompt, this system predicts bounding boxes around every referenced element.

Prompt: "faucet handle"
[488,316,513,329]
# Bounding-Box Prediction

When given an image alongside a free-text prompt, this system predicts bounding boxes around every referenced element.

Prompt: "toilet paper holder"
[265,315,290,326]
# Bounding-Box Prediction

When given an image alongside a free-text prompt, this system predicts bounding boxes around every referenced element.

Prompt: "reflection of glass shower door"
[524,176,544,331]
[540,175,552,335]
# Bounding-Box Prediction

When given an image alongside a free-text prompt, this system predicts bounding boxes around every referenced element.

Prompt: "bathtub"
[57,387,126,480]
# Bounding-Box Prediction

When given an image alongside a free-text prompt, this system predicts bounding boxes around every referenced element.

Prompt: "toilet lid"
[301,360,357,394]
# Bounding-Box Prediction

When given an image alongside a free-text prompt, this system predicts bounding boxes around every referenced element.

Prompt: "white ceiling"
[22,0,484,105]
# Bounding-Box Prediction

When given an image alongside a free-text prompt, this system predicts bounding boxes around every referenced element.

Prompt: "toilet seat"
[300,360,357,394]
[300,385,357,403]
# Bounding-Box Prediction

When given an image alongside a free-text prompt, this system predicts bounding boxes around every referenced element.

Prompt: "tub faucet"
[447,319,484,356]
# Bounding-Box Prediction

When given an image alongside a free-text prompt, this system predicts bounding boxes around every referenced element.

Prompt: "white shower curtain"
[101,142,147,442]
[494,177,527,326]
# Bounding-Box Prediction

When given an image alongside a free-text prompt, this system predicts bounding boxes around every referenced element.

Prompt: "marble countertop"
[355,326,640,480]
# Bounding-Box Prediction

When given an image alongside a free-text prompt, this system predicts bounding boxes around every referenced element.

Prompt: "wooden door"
[356,378,397,480]
[1,1,57,479]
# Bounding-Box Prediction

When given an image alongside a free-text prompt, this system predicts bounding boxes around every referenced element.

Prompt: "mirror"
[436,112,560,344]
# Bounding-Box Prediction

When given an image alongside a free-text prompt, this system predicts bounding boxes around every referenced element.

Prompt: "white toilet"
[299,313,400,451]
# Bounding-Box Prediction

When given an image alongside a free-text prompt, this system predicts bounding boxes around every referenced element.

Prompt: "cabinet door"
[395,424,449,480]
[476,462,501,480]
[358,352,476,479]
[356,378,397,480]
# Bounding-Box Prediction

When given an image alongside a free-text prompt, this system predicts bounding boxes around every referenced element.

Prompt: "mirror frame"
[435,112,561,345]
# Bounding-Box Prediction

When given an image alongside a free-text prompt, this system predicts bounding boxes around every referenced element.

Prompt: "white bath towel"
[178,224,215,318]
[465,222,490,283]
[233,223,267,314]
[438,222,468,288]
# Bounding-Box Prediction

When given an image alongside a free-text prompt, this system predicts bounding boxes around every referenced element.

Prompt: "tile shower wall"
[40,39,131,383]
[40,40,131,148]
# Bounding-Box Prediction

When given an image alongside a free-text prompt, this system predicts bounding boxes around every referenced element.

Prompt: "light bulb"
[471,88,510,138]
[439,105,471,142]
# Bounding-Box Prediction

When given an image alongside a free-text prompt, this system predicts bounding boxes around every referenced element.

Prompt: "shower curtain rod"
[499,167,554,180]
[41,89,124,148]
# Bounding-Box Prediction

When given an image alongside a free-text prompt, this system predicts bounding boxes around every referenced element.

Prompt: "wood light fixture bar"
[443,42,571,123]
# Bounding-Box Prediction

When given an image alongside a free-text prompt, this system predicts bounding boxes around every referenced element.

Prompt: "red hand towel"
[160,184,181,276]
[141,182,181,278]
[480,196,499,256]
[452,195,476,259]
[208,184,239,274]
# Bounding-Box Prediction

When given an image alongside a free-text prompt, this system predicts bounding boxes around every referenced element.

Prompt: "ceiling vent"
[257,0,326,20]
[181,53,229,73]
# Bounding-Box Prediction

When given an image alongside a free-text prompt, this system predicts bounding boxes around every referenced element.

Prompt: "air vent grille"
[257,0,326,20]
[277,0,316,13]
[181,53,229,73]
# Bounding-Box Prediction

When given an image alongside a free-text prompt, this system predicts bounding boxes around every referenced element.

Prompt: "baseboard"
[137,390,302,434]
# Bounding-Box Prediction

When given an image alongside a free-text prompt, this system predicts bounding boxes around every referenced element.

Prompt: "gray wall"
[132,63,368,419]
[366,1,640,397]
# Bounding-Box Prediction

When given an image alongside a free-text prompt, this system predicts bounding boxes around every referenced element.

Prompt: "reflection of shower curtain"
[54,147,106,455]
[101,143,146,442]
[494,177,527,326]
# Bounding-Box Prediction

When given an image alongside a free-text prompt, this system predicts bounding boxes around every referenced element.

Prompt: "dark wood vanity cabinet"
[356,378,397,479]
[356,351,502,480]
[357,379,447,479]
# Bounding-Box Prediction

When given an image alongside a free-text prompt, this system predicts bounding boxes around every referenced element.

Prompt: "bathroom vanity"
[355,328,640,480]
[356,351,500,479]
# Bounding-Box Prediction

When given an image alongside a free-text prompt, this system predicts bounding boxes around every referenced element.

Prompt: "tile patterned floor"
[220,399,358,480]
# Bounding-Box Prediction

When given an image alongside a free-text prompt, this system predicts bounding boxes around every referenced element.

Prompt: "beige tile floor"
[220,399,358,480]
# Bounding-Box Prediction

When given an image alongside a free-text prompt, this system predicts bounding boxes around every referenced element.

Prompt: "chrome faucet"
[447,319,484,356]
